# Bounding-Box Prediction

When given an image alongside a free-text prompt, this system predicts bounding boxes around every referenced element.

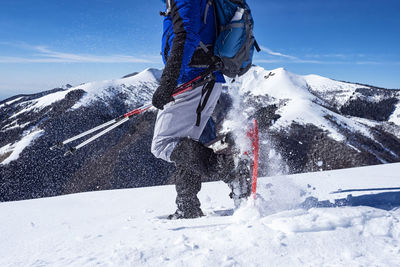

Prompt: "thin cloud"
[259,45,298,60]
[0,43,158,64]
[258,45,323,63]
[256,46,399,65]
[354,61,397,65]
[292,59,325,64]
[255,58,336,64]
[305,54,347,59]
[305,53,369,60]
[253,59,284,64]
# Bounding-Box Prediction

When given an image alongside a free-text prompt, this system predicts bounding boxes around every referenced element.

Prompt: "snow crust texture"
[1,163,400,266]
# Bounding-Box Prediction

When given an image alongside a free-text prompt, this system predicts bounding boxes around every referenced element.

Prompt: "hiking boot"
[167,207,204,220]
[168,194,204,220]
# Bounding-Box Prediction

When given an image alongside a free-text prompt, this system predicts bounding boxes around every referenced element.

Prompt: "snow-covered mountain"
[0,68,172,201]
[1,163,400,266]
[1,66,399,201]
[225,67,400,175]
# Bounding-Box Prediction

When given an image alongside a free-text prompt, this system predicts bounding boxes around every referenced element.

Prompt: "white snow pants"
[151,82,222,162]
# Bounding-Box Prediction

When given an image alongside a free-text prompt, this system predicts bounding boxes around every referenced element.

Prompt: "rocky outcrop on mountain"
[1,66,399,201]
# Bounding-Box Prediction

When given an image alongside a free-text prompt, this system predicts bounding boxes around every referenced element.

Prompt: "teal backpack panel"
[214,0,239,26]
[211,0,258,78]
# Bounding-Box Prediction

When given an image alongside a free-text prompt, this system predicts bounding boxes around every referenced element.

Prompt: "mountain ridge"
[0,66,399,201]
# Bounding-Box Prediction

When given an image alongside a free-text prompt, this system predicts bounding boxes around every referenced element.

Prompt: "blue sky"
[0,0,399,100]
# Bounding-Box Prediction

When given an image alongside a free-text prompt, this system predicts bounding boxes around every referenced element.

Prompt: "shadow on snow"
[301,190,400,211]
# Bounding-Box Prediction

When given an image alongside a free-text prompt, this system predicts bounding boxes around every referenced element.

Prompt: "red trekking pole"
[247,119,259,199]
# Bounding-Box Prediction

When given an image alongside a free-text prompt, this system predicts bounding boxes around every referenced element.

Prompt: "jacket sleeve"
[159,0,201,93]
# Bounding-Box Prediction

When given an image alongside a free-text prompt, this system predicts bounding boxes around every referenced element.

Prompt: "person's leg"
[168,136,237,217]
[151,82,224,218]
[167,138,211,219]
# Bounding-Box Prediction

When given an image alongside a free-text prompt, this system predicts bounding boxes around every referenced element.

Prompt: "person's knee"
[170,138,213,174]
[150,139,162,159]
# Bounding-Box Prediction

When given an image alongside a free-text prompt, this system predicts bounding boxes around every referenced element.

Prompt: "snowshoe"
[228,155,252,208]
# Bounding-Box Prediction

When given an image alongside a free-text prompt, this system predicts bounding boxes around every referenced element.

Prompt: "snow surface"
[1,119,30,131]
[9,90,71,119]
[0,129,44,165]
[303,74,363,106]
[390,102,400,126]
[0,97,23,110]
[1,97,24,107]
[1,163,400,266]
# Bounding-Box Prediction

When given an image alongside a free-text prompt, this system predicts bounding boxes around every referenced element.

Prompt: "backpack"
[205,0,261,78]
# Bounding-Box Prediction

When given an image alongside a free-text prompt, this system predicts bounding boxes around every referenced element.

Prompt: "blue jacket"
[160,0,224,88]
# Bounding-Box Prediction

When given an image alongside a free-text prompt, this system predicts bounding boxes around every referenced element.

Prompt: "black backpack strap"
[254,39,261,52]
[204,0,213,23]
[196,77,216,127]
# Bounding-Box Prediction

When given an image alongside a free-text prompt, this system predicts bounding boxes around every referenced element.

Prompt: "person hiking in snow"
[151,0,251,219]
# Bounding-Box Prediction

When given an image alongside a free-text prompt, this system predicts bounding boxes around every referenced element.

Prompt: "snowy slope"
[9,68,161,120]
[225,67,395,141]
[221,66,400,175]
[304,74,364,106]
[390,102,400,125]
[0,68,161,165]
[1,163,400,266]
[0,129,44,165]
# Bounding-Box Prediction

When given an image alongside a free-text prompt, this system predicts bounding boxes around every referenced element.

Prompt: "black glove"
[152,85,174,110]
